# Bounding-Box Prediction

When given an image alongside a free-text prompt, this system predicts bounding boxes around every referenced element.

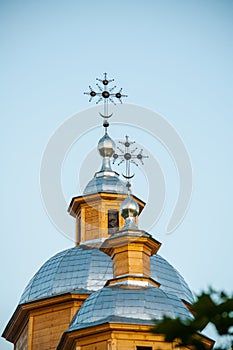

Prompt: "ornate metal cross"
[84,73,127,132]
[113,135,148,193]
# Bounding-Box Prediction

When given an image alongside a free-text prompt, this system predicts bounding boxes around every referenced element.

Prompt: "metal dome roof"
[151,254,193,303]
[83,170,127,195]
[19,246,113,304]
[19,246,193,305]
[68,285,192,331]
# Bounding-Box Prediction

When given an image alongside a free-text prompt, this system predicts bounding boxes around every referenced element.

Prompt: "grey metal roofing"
[19,246,193,305]
[83,171,127,194]
[151,255,193,303]
[68,285,192,331]
[19,246,113,304]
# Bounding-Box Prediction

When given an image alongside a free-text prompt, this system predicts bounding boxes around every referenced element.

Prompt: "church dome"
[19,246,193,305]
[83,172,127,194]
[68,285,192,331]
[19,246,113,304]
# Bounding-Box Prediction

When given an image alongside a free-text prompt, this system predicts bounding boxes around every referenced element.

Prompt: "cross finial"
[113,135,148,194]
[84,73,127,133]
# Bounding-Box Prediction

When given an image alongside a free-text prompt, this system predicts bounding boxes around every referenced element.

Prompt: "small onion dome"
[98,133,115,158]
[120,195,139,220]
[120,195,139,230]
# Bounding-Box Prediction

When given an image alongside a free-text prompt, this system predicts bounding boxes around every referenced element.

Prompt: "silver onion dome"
[19,246,194,305]
[98,133,115,158]
[120,195,139,218]
[83,132,127,195]
[68,285,192,331]
[120,195,139,229]
[98,132,115,171]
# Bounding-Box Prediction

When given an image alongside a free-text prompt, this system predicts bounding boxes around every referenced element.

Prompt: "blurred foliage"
[151,289,233,350]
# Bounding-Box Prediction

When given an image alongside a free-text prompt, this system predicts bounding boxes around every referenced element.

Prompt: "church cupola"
[68,74,145,246]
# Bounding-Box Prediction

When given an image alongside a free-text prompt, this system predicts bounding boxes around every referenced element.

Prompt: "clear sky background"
[1,1,233,349]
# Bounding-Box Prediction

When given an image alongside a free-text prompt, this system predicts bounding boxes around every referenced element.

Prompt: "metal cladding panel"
[68,286,192,331]
[19,246,193,305]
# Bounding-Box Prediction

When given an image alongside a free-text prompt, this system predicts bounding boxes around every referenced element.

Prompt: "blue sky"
[1,1,233,348]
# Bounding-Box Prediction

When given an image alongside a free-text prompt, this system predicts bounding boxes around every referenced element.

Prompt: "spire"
[84,73,128,173]
[83,74,128,195]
